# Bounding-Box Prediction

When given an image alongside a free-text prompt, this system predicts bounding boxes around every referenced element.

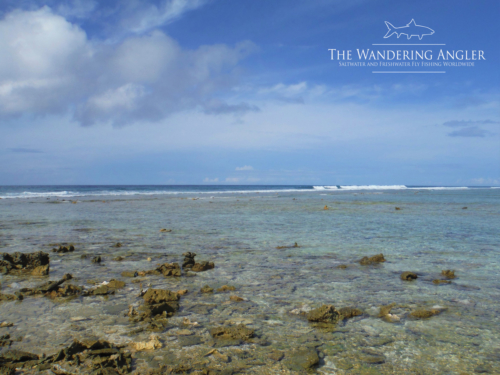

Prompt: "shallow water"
[0,187,499,374]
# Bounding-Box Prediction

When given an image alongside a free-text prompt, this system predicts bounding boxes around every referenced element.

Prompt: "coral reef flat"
[0,187,499,374]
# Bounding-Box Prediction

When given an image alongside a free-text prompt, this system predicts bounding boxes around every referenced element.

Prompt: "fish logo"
[384,19,434,40]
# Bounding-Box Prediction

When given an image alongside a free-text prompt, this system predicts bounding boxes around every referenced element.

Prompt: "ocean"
[0,185,499,374]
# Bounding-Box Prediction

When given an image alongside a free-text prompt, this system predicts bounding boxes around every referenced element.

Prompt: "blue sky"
[0,0,498,185]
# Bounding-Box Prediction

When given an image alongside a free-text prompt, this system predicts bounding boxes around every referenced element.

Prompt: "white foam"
[0,188,311,199]
[340,185,407,190]
[0,185,493,199]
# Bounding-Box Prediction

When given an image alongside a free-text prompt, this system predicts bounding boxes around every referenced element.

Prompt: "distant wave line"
[0,185,497,199]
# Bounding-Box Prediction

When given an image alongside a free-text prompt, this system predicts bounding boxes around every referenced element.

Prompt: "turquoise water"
[0,186,499,374]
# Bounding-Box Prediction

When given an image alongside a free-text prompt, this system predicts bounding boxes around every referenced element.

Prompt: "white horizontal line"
[372,71,446,73]
[372,44,446,46]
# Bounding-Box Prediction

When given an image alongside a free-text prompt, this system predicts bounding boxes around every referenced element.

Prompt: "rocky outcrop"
[0,251,50,276]
[191,261,215,272]
[359,253,386,265]
[210,325,254,341]
[433,279,451,285]
[200,285,214,293]
[307,305,340,324]
[409,308,445,319]
[0,293,22,303]
[20,274,74,297]
[217,285,236,292]
[131,334,162,351]
[441,270,456,279]
[52,245,75,254]
[129,289,180,332]
[378,303,400,323]
[401,271,418,281]
[155,262,181,277]
[276,242,299,250]
[121,271,138,277]
[182,252,196,269]
[338,307,363,319]
[229,295,244,302]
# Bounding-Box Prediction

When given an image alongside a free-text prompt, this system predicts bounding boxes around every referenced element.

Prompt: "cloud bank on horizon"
[0,0,498,186]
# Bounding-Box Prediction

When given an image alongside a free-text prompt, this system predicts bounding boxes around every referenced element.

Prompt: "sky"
[0,0,499,186]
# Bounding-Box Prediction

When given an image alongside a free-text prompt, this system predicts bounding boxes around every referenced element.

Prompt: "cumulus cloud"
[0,7,257,126]
[235,165,253,171]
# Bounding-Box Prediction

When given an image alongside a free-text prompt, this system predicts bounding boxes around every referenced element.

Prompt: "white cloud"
[225,177,240,183]
[122,0,209,34]
[203,177,219,183]
[470,178,499,185]
[0,7,257,126]
[235,165,254,171]
[0,7,90,114]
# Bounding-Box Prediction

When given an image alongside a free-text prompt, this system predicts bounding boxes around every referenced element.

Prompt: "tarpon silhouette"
[384,19,434,40]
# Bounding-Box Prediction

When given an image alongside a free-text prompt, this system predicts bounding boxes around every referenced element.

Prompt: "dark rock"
[217,285,236,292]
[401,271,418,281]
[31,265,49,276]
[85,285,114,296]
[47,284,82,298]
[20,274,74,296]
[307,305,340,324]
[1,350,38,362]
[338,307,363,319]
[132,288,181,323]
[52,245,75,254]
[378,303,399,323]
[359,253,386,265]
[441,270,456,279]
[0,293,19,303]
[1,251,50,275]
[155,263,181,277]
[107,279,125,289]
[37,339,132,374]
[0,334,12,348]
[91,256,102,263]
[121,271,138,277]
[143,289,180,305]
[433,279,451,285]
[182,252,196,269]
[191,261,215,272]
[200,285,214,293]
[210,325,254,341]
[409,308,443,319]
[276,242,299,250]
